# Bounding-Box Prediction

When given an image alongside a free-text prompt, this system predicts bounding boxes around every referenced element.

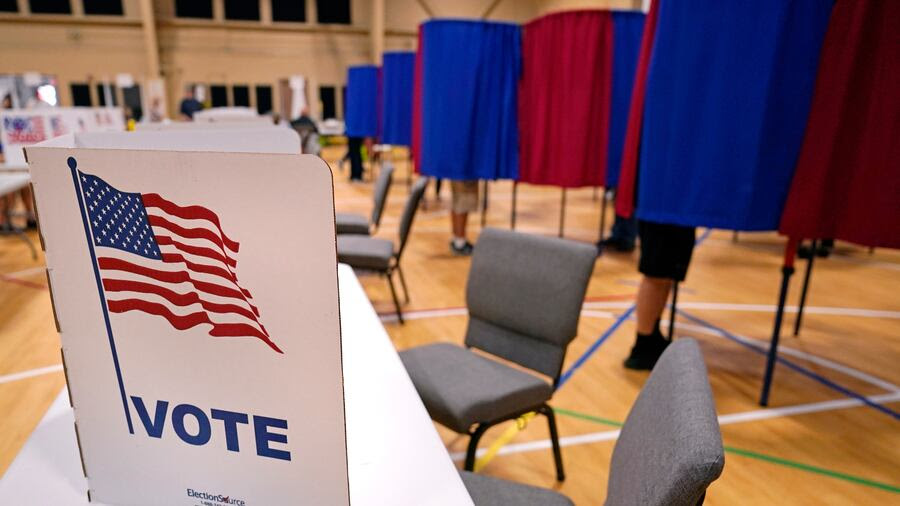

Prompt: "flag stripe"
[156,235,238,268]
[107,298,281,353]
[160,252,251,297]
[97,257,261,317]
[147,215,237,264]
[101,278,266,331]
[142,193,240,253]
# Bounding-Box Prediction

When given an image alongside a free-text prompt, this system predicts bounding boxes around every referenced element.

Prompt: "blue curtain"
[636,0,832,230]
[381,51,415,146]
[420,19,521,180]
[607,12,645,189]
[345,65,380,137]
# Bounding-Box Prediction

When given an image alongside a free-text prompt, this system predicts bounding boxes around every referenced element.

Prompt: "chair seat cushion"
[335,212,371,235]
[460,471,573,506]
[337,235,394,270]
[399,343,553,433]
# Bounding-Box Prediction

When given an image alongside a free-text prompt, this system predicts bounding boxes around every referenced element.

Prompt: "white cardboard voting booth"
[1,107,125,165]
[24,130,348,505]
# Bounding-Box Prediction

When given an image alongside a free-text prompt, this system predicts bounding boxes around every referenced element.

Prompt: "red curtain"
[614,0,659,217]
[779,0,900,248]
[518,10,614,188]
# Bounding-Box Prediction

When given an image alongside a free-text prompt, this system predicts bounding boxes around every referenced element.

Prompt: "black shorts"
[638,220,696,281]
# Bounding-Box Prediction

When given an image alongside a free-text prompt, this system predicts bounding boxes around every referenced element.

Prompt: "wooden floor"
[1,146,898,504]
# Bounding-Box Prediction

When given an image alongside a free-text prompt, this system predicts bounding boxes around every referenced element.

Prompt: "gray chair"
[337,177,427,323]
[400,228,597,481]
[336,162,394,235]
[457,338,725,506]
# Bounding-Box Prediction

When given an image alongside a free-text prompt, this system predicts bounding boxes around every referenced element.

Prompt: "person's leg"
[624,220,696,370]
[635,276,672,334]
[449,180,478,255]
[348,137,363,181]
[0,195,9,231]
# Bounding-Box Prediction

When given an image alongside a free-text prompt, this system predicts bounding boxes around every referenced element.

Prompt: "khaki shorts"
[450,180,480,213]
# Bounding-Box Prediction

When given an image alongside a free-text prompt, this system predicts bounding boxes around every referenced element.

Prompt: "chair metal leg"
[396,264,410,303]
[464,424,490,472]
[541,404,565,481]
[385,271,404,324]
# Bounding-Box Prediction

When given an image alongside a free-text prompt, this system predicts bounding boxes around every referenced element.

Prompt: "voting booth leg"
[558,189,567,238]
[597,188,608,246]
[793,239,817,336]
[539,404,566,482]
[668,281,679,341]
[510,181,518,230]
[760,265,796,406]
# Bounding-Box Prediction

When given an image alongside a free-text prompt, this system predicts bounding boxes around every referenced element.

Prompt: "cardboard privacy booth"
[1,107,125,165]
[24,130,348,505]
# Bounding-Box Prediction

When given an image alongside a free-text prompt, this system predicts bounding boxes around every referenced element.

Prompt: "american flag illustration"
[75,168,282,354]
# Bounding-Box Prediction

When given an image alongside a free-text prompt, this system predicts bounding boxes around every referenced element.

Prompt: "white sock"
[453,237,467,248]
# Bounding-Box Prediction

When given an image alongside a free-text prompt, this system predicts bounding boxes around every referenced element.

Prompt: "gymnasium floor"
[2,146,898,504]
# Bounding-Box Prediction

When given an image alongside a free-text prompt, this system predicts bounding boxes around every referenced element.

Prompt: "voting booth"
[1,107,125,166]
[24,129,348,505]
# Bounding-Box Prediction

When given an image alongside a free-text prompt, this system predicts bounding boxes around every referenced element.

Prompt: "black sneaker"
[450,241,474,256]
[624,329,670,370]
[598,236,636,253]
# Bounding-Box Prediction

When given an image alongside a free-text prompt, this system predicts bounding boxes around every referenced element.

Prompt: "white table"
[0,162,29,173]
[0,173,30,195]
[0,264,473,505]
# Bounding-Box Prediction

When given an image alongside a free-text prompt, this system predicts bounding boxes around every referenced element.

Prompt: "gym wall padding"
[518,10,614,188]
[381,51,415,146]
[416,19,522,181]
[607,11,646,189]
[618,0,833,231]
[779,0,900,249]
[345,65,380,138]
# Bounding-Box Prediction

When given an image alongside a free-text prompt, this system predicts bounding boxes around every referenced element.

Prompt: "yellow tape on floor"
[473,411,536,472]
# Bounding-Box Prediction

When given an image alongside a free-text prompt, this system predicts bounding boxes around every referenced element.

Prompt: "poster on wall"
[24,132,349,505]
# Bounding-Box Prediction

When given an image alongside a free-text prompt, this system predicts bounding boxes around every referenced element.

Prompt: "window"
[224,0,258,21]
[0,0,18,13]
[83,0,122,15]
[28,0,71,14]
[255,85,272,115]
[316,0,349,24]
[175,0,212,19]
[272,0,305,22]
[210,84,228,107]
[319,86,336,120]
[70,83,92,106]
[96,83,118,106]
[232,85,250,107]
[123,85,142,121]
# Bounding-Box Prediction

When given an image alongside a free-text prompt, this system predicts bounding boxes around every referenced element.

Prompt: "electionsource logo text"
[187,488,246,506]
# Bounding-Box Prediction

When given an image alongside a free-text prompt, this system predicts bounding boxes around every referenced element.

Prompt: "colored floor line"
[0,274,46,290]
[0,364,63,385]
[551,407,900,494]
[558,306,635,387]
[583,300,900,319]
[678,310,900,420]
[668,320,900,393]
[451,391,900,462]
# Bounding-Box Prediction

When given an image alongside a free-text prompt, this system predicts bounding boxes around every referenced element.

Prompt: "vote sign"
[26,139,349,505]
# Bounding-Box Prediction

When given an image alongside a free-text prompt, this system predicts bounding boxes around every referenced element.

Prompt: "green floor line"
[553,407,900,494]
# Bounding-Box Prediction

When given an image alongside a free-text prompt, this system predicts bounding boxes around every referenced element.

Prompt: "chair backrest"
[606,339,725,506]
[370,162,395,231]
[396,177,428,258]
[464,228,596,381]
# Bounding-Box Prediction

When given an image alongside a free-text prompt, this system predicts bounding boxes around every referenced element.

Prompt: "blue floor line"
[678,309,900,420]
[559,306,635,388]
